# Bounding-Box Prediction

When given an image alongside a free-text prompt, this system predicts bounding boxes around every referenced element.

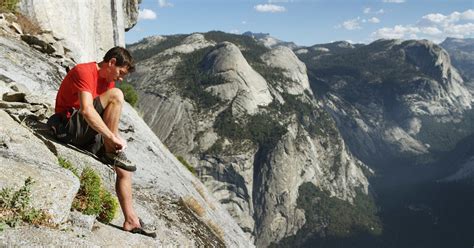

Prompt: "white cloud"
[368,17,380,23]
[422,9,474,26]
[254,4,286,13]
[342,17,362,30]
[230,29,240,34]
[372,9,474,43]
[375,9,385,14]
[420,26,442,36]
[444,23,474,38]
[372,25,419,39]
[158,0,173,7]
[138,9,157,20]
[382,0,405,3]
[242,21,247,25]
[364,7,384,15]
[462,9,474,20]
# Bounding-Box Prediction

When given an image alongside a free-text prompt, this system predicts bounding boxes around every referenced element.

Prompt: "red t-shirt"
[55,62,115,114]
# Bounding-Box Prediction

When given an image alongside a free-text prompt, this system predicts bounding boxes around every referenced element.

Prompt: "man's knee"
[100,88,124,109]
[108,88,125,103]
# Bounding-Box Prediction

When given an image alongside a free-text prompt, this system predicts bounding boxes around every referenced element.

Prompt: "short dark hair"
[103,46,135,73]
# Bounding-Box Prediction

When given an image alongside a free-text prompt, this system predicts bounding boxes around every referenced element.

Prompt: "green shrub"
[117,82,139,107]
[98,190,119,223]
[276,183,382,246]
[0,0,19,12]
[204,139,224,155]
[0,177,52,229]
[71,167,118,224]
[172,47,222,109]
[58,157,79,177]
[177,155,196,176]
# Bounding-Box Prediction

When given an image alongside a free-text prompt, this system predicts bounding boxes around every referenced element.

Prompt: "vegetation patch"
[129,34,187,61]
[180,196,205,217]
[0,177,53,230]
[58,157,79,177]
[72,167,118,223]
[177,155,196,176]
[205,219,225,241]
[274,182,382,247]
[117,81,139,107]
[0,0,19,13]
[59,158,118,224]
[203,31,270,63]
[212,107,287,155]
[172,47,223,109]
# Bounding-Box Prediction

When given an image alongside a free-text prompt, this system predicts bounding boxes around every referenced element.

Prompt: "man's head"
[101,46,135,82]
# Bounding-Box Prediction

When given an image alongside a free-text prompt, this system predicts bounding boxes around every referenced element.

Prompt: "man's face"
[107,58,129,82]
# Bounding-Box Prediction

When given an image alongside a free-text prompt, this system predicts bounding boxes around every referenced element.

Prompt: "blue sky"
[125,0,474,46]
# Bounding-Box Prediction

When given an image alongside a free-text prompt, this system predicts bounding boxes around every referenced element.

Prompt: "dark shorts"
[66,97,104,154]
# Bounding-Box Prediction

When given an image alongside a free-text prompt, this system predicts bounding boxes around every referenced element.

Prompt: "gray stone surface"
[19,0,138,63]
[0,109,79,223]
[127,33,372,246]
[0,29,253,247]
[204,42,273,115]
[69,211,96,231]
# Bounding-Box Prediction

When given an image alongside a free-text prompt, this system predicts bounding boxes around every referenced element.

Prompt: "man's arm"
[78,91,124,150]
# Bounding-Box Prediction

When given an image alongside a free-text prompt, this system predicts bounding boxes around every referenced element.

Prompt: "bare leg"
[99,88,140,230]
[99,88,124,153]
[116,167,140,231]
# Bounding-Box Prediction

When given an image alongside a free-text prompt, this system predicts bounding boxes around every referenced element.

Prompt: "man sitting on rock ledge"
[52,46,153,236]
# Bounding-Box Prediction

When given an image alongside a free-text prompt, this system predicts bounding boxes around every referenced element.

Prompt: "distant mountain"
[127,32,474,247]
[440,37,474,83]
[127,31,372,247]
[298,38,472,167]
[242,31,299,49]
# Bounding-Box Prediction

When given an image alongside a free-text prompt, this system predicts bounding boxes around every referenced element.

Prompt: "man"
[54,46,153,236]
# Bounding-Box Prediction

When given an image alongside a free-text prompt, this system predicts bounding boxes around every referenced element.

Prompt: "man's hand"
[106,135,126,153]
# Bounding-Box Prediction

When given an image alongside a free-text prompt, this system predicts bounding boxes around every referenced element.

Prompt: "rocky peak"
[202,41,273,115]
[440,37,474,84]
[261,46,311,95]
[162,33,215,55]
[242,31,298,49]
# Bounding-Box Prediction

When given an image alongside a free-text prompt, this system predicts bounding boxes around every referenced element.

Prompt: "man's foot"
[123,218,157,238]
[99,151,137,171]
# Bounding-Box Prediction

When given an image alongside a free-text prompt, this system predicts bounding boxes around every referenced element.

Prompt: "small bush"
[98,190,119,223]
[71,167,118,224]
[177,155,196,176]
[205,219,225,242]
[117,82,139,107]
[180,196,205,217]
[15,13,42,35]
[0,177,52,229]
[58,157,79,177]
[0,0,19,13]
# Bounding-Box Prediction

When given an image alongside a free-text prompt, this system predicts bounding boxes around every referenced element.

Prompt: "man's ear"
[109,58,117,66]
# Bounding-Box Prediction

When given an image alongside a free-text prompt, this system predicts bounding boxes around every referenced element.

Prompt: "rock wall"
[0,13,253,248]
[19,0,139,63]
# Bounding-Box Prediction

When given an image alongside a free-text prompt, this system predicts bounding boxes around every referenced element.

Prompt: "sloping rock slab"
[0,157,79,224]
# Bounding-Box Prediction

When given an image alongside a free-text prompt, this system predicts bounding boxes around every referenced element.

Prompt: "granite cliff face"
[127,32,372,246]
[299,39,472,166]
[0,7,252,248]
[296,38,474,247]
[440,37,474,87]
[19,0,139,63]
